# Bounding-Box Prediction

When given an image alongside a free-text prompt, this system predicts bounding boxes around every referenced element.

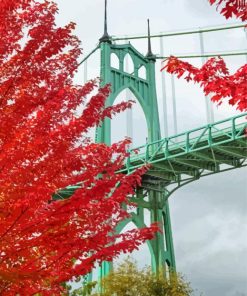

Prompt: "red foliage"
[161,0,247,112]
[0,1,158,294]
[209,0,247,22]
[162,56,247,111]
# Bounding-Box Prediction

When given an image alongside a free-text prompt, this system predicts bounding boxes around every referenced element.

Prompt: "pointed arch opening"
[111,88,148,148]
[138,65,147,80]
[123,53,134,75]
[111,53,119,69]
[114,222,152,270]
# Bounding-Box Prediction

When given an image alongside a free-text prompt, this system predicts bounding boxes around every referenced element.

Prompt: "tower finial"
[99,0,111,43]
[146,19,155,60]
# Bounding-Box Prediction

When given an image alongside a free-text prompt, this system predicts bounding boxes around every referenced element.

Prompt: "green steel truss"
[56,37,247,283]
[56,113,247,201]
[55,10,247,284]
[123,113,247,176]
[95,42,161,144]
[121,113,247,205]
[57,114,247,280]
[94,29,179,279]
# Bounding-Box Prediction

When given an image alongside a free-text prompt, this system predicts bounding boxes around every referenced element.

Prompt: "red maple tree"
[209,0,247,22]
[162,0,247,112]
[0,1,157,294]
[162,56,247,111]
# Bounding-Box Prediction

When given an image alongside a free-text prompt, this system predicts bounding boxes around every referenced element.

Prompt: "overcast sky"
[54,1,247,295]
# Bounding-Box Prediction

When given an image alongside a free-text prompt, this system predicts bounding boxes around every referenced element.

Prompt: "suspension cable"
[112,23,246,41]
[157,51,247,59]
[78,44,100,66]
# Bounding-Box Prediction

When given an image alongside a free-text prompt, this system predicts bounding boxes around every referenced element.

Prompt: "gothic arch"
[116,214,156,267]
[111,53,119,69]
[110,88,148,147]
[123,53,135,74]
[138,65,147,80]
[109,85,152,140]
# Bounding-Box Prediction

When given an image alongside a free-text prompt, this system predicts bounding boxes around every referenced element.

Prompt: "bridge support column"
[150,191,176,276]
[96,18,177,281]
[98,261,113,293]
[162,201,176,271]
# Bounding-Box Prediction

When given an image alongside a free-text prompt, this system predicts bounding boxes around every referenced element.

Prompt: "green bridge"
[58,113,247,278]
[56,0,247,283]
[61,112,247,198]
[122,113,246,186]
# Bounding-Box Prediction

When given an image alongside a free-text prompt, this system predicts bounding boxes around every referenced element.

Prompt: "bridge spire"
[146,19,156,61]
[99,0,111,43]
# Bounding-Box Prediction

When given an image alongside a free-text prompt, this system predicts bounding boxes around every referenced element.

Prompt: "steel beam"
[215,146,247,159]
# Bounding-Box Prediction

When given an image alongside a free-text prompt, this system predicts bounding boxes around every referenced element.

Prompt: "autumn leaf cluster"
[209,0,247,22]
[0,1,157,294]
[162,0,247,112]
[162,56,247,111]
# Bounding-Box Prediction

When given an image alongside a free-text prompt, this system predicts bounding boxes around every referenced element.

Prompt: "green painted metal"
[96,42,161,144]
[96,25,177,279]
[121,113,247,174]
[95,86,246,280]
[112,23,246,41]
[157,51,247,59]
[57,113,247,203]
[117,113,247,211]
[55,11,247,287]
[78,23,247,66]
[56,110,247,285]
[78,45,100,66]
[55,113,246,198]
[56,35,247,286]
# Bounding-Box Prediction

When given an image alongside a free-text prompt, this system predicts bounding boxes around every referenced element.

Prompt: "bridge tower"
[96,0,176,280]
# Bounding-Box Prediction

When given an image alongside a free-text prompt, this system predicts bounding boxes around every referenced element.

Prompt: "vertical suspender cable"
[171,74,178,137]
[125,39,133,148]
[245,27,247,62]
[160,36,169,138]
[199,30,214,123]
[84,60,88,84]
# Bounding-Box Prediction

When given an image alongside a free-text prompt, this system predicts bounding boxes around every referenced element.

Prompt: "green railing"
[55,113,246,199]
[124,113,247,172]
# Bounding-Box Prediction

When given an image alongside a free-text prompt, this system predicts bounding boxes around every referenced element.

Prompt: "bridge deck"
[122,113,247,190]
[55,113,247,198]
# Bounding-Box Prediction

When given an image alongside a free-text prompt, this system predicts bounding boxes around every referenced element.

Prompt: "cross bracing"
[122,113,247,177]
[56,112,247,200]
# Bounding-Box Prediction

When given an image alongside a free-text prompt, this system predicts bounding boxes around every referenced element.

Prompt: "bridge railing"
[56,114,246,197]
[125,113,247,172]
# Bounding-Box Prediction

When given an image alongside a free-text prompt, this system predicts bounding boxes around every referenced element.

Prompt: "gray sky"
[54,1,247,295]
